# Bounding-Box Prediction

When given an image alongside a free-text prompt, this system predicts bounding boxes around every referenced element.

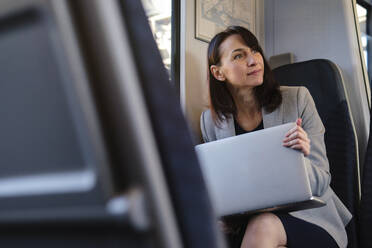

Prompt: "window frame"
[171,0,180,98]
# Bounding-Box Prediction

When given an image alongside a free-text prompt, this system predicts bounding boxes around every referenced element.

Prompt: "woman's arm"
[297,87,331,197]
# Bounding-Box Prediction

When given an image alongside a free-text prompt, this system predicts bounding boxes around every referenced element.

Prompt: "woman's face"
[211,34,264,89]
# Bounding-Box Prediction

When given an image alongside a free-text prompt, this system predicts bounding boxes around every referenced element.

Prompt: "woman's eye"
[234,54,243,60]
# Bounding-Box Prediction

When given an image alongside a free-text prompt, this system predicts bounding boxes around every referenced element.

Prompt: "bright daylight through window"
[141,0,172,75]
[357,4,369,68]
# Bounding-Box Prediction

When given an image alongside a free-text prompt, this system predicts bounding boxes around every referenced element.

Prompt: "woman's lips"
[247,69,261,76]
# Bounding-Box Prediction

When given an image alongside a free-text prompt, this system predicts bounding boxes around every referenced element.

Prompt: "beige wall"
[181,0,264,142]
[181,0,209,143]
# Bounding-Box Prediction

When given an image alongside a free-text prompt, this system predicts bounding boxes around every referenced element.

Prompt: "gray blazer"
[200,86,352,248]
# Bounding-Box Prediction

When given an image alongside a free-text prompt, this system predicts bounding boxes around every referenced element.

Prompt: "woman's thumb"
[296,118,302,126]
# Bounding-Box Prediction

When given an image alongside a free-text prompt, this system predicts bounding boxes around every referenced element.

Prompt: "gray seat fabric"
[273,59,360,248]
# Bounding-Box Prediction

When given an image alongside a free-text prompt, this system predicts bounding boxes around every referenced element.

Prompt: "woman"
[200,26,352,248]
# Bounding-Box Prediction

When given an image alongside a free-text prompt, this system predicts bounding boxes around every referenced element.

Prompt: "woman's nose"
[246,55,257,66]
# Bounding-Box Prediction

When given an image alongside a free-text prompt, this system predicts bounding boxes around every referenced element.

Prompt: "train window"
[357,1,372,86]
[357,4,368,66]
[141,0,180,94]
[142,0,172,72]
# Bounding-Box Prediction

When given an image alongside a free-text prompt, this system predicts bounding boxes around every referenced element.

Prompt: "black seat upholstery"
[119,1,221,247]
[359,109,372,248]
[273,59,360,248]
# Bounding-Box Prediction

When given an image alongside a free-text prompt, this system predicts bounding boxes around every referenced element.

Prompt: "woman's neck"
[229,86,260,117]
[229,85,262,130]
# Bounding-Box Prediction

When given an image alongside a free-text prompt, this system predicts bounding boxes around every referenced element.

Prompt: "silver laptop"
[195,122,325,217]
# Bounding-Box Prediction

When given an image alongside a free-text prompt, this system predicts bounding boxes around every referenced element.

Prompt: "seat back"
[0,0,223,247]
[118,1,222,247]
[359,109,372,248]
[273,59,360,248]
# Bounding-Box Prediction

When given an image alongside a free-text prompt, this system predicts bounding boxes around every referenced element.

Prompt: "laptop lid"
[195,122,314,216]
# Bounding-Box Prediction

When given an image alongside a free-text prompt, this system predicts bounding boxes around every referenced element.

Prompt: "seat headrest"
[273,59,346,121]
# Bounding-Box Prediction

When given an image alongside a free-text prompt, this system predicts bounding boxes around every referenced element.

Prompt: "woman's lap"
[226,213,339,248]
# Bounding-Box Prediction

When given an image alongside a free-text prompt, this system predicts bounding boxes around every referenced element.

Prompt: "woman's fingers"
[296,118,302,126]
[285,125,307,138]
[285,125,297,137]
[283,121,311,156]
[283,138,301,146]
[290,144,310,156]
[284,127,309,146]
[283,131,309,143]
[283,138,310,156]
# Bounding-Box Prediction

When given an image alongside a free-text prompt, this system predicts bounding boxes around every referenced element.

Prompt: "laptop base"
[222,197,326,220]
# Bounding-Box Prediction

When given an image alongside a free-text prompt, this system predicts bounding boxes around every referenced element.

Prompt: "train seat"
[273,59,360,248]
[119,1,223,247]
[359,108,372,248]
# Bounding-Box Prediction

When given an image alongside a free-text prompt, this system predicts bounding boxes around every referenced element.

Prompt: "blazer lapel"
[215,115,236,139]
[214,104,285,139]
[262,104,284,128]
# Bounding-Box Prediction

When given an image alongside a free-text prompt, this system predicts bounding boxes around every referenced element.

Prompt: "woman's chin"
[248,79,264,87]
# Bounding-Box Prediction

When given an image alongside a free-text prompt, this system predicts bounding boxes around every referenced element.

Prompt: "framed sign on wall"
[195,0,256,42]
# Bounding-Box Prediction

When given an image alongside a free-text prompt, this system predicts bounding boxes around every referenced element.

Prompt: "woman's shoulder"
[201,109,213,124]
[277,86,316,120]
[279,86,312,106]
[279,85,310,97]
[200,109,218,142]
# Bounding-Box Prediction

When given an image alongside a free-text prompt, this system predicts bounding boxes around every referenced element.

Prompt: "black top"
[234,119,264,135]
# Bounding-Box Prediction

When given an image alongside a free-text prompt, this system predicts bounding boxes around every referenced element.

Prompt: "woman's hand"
[283,118,311,156]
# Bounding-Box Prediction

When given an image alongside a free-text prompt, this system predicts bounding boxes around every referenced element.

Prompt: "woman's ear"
[210,65,226,81]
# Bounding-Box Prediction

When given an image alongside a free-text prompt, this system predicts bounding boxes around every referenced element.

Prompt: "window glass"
[141,0,172,74]
[357,4,370,69]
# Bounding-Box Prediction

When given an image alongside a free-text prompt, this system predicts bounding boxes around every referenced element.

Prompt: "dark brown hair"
[208,26,282,124]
